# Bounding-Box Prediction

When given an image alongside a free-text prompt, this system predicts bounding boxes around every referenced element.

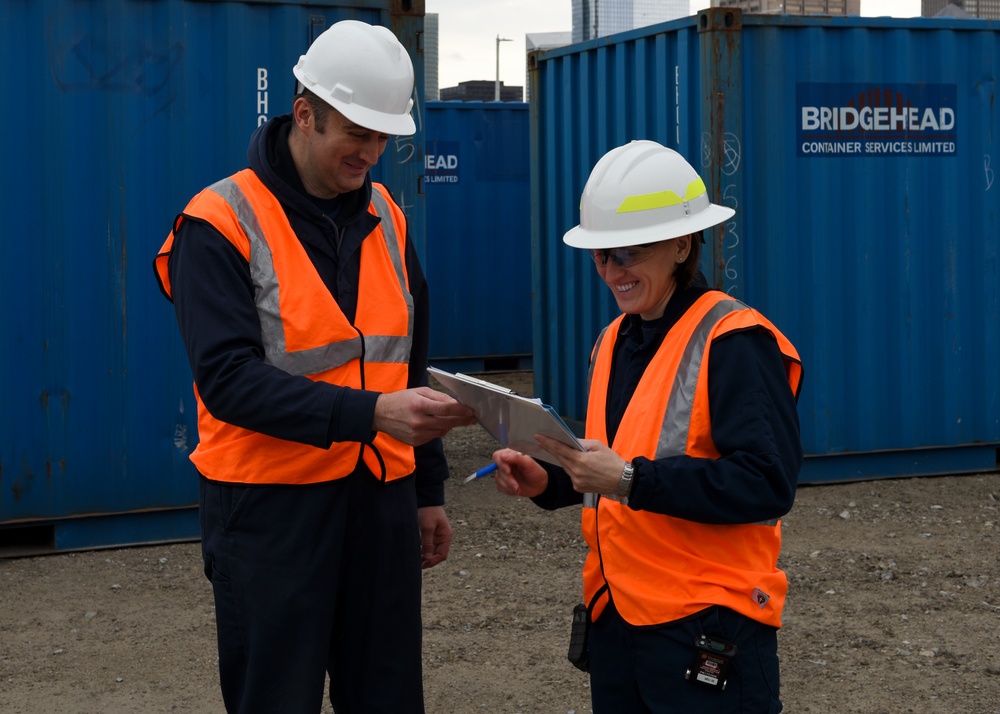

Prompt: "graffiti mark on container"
[701,132,743,296]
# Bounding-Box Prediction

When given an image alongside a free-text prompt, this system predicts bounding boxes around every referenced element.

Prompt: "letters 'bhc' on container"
[528,9,998,483]
[0,0,425,555]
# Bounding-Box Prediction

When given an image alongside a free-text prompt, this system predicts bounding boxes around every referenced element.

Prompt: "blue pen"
[464,462,498,483]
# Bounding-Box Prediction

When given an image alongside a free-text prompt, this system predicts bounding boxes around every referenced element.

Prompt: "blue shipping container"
[529,9,999,482]
[424,101,533,371]
[0,0,426,554]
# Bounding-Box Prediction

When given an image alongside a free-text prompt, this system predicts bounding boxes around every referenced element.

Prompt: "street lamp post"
[495,34,512,101]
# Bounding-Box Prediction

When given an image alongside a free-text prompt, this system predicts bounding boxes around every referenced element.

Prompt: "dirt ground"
[2,371,1000,713]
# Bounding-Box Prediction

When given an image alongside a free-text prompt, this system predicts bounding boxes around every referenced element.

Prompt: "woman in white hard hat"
[492,140,804,713]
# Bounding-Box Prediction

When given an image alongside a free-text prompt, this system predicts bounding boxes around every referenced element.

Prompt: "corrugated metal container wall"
[530,10,999,483]
[0,0,425,555]
[529,16,703,421]
[424,101,532,371]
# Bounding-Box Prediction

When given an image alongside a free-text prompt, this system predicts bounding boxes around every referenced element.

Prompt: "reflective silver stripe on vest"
[657,298,745,458]
[207,178,412,376]
[369,187,415,350]
[589,299,779,525]
[656,298,780,527]
[587,325,611,403]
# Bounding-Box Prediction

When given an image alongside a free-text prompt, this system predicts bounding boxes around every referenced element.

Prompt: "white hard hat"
[563,140,735,250]
[293,20,416,136]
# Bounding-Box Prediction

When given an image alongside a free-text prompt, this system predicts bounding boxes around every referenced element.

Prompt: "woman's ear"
[675,234,691,263]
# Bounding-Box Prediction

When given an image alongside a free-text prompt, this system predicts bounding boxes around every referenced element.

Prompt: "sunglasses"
[589,244,656,269]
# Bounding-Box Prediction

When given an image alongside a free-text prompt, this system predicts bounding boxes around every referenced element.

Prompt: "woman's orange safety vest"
[582,291,803,627]
[155,170,416,485]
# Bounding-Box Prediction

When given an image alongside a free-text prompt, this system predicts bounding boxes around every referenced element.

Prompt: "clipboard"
[428,367,585,465]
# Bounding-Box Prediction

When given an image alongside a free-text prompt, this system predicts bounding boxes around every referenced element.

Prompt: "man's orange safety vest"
[155,170,416,485]
[583,291,803,627]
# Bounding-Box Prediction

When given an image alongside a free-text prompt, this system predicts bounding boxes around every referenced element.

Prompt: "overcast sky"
[425,0,921,92]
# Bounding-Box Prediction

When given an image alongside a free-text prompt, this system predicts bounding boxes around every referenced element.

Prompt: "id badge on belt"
[685,634,738,691]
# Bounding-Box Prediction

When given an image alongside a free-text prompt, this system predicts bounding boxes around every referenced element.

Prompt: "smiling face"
[593,235,691,321]
[289,96,390,199]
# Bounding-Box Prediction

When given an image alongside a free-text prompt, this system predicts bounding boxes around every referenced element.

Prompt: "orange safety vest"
[155,170,416,485]
[582,291,803,627]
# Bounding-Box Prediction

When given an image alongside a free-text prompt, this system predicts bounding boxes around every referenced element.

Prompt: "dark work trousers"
[588,601,782,714]
[199,472,424,714]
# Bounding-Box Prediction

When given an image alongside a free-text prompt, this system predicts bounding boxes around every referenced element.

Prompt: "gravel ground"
[2,371,999,713]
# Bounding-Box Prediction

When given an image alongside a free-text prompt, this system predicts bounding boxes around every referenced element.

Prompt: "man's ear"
[292,96,313,132]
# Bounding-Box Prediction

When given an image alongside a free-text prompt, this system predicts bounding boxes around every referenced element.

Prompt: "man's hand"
[373,388,476,446]
[418,505,452,569]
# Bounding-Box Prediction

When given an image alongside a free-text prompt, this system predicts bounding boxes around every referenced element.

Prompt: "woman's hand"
[535,435,628,496]
[492,449,549,498]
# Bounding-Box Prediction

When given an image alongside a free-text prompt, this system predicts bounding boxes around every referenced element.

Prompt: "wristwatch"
[616,461,635,500]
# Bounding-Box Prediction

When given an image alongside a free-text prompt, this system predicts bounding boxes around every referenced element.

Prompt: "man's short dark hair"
[293,88,330,134]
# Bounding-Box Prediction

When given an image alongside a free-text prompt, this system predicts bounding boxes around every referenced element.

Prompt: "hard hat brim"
[332,100,416,136]
[563,203,735,250]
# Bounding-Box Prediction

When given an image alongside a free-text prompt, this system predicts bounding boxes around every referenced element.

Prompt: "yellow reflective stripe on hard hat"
[616,177,707,213]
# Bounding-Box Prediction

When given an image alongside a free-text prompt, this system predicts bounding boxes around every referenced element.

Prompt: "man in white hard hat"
[154,20,474,714]
[491,140,804,712]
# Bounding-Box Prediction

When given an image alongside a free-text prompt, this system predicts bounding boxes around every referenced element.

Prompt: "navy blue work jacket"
[161,114,449,506]
[534,279,803,525]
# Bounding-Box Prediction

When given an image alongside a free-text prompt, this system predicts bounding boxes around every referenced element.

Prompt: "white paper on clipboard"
[428,367,585,465]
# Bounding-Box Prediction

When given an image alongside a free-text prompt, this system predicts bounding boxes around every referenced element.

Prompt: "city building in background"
[926,3,972,16]
[439,80,523,102]
[921,0,1000,17]
[572,0,688,42]
[526,31,573,55]
[525,31,573,101]
[712,0,860,13]
[425,13,439,100]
